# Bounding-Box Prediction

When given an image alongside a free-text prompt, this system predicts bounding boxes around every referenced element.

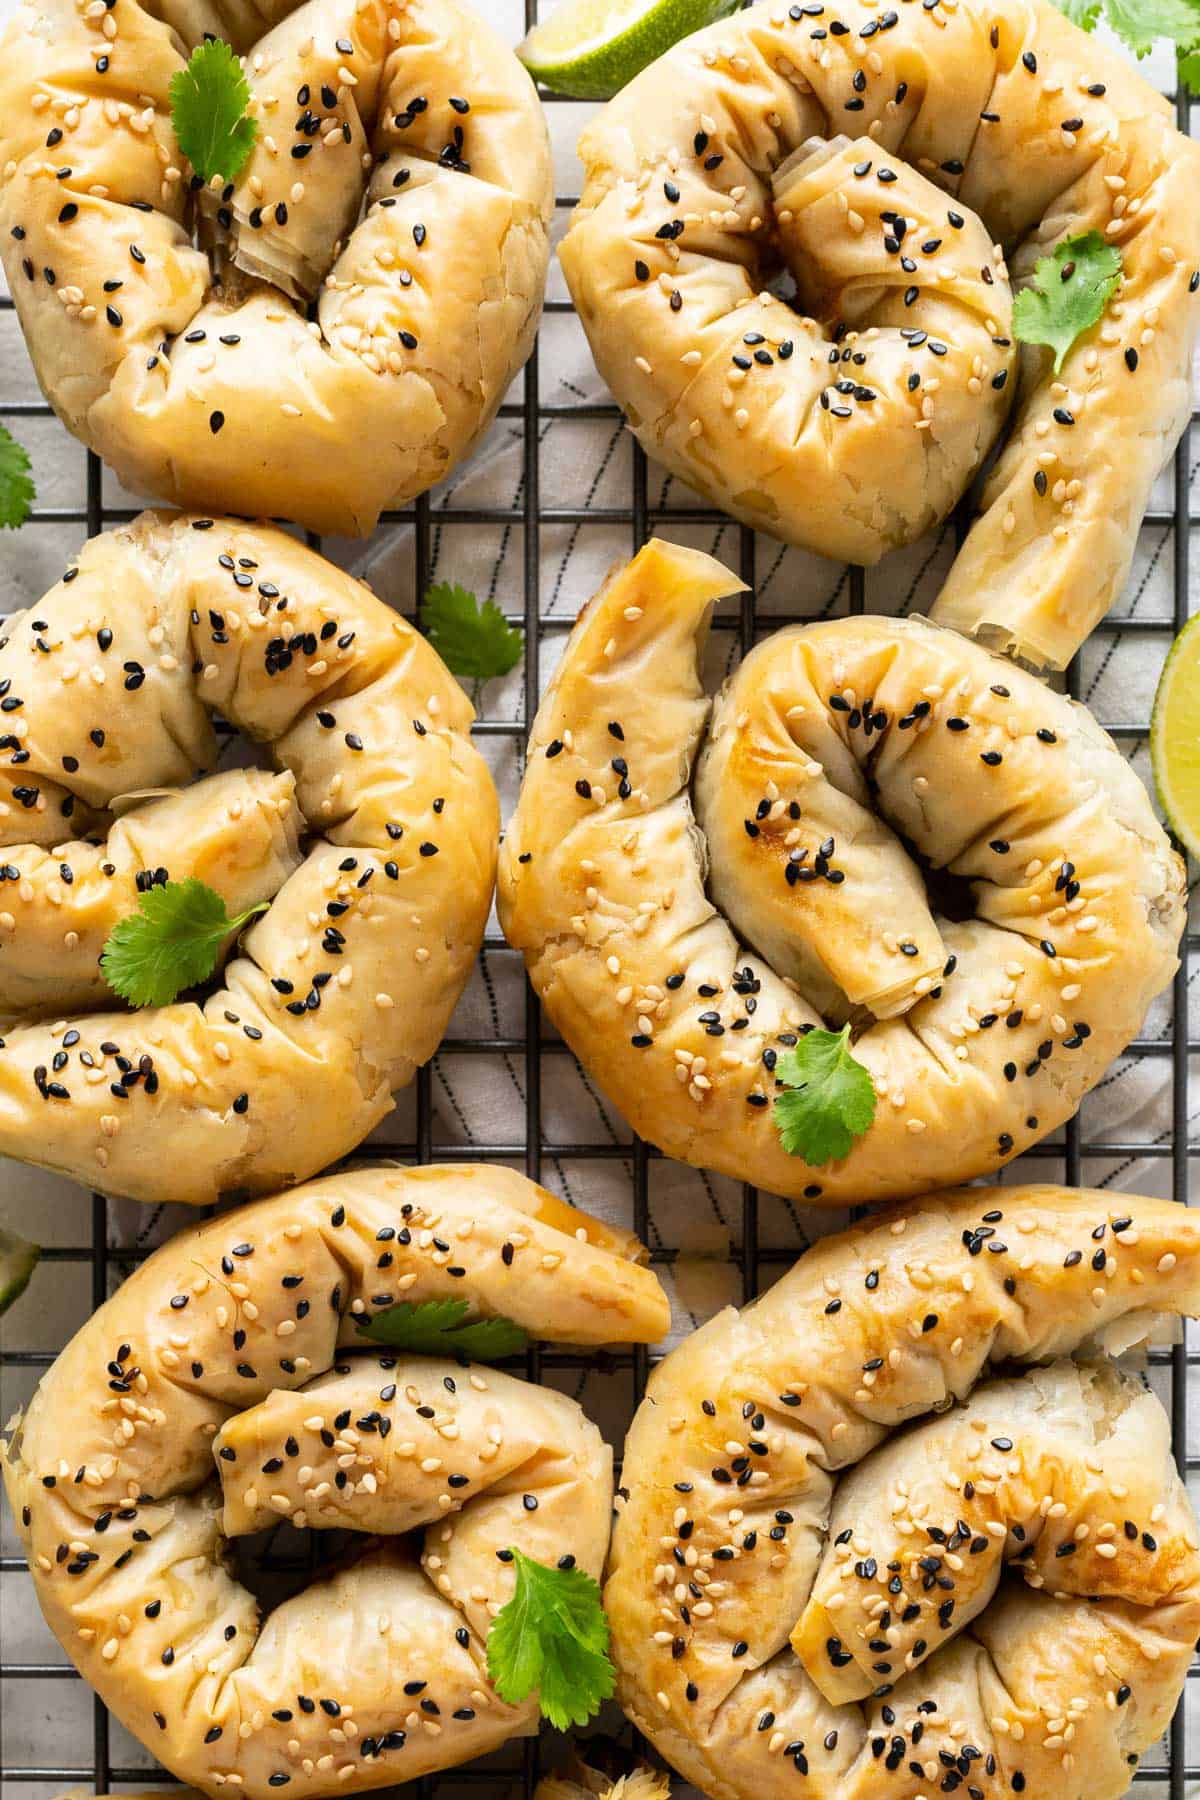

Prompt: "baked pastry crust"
[606,1184,1200,1800]
[0,0,552,535]
[0,511,498,1205]
[3,1165,671,1800]
[498,540,1183,1205]
[560,0,1200,669]
[536,1763,672,1800]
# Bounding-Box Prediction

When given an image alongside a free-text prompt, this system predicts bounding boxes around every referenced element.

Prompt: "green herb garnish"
[169,39,258,184]
[773,1023,878,1166]
[101,877,268,1008]
[357,1297,528,1361]
[487,1548,616,1728]
[0,423,35,530]
[1012,231,1123,373]
[422,581,524,682]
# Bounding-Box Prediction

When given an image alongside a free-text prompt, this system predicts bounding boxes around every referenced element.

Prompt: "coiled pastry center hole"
[696,701,959,1027]
[768,132,999,366]
[649,126,1014,488]
[192,14,481,307]
[209,1351,502,1654]
[693,629,1083,1028]
[790,1361,1187,1709]
[0,755,300,1022]
[227,1516,357,1615]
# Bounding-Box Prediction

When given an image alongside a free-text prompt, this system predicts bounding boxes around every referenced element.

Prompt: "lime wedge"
[0,1224,39,1317]
[518,0,741,100]
[1151,612,1200,858]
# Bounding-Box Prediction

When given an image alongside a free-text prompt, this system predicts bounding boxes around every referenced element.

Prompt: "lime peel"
[518,0,741,100]
[0,1226,39,1317]
[1151,612,1200,859]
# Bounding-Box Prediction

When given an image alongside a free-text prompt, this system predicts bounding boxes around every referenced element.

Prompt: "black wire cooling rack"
[0,1,1196,1793]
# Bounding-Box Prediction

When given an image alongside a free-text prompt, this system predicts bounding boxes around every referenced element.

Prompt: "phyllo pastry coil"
[560,0,1200,669]
[0,0,552,535]
[0,511,498,1206]
[535,1751,673,1800]
[607,1184,1200,1800]
[498,541,1183,1206]
[3,1165,671,1799]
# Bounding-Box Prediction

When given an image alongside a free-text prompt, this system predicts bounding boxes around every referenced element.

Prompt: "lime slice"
[1151,612,1200,858]
[0,1224,39,1317]
[518,0,741,100]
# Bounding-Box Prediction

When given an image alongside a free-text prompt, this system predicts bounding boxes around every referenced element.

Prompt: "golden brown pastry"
[62,1780,672,1800]
[561,0,1200,669]
[536,1759,673,1800]
[63,1782,673,1800]
[0,770,301,1020]
[607,1184,1200,1800]
[498,541,1183,1206]
[0,512,498,1206]
[56,1793,195,1800]
[4,1165,671,1800]
[0,0,552,535]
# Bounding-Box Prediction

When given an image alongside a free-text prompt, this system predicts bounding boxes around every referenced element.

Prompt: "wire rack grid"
[0,0,1196,1794]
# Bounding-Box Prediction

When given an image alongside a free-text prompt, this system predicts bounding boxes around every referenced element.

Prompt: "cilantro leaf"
[169,39,258,184]
[1102,0,1200,58]
[357,1296,528,1360]
[1053,0,1200,82]
[0,423,35,530]
[422,581,524,682]
[487,1548,615,1729]
[1012,231,1122,373]
[773,1023,877,1166]
[101,877,269,1008]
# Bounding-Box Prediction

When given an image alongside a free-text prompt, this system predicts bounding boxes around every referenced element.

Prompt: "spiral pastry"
[3,1165,671,1799]
[560,0,1200,668]
[607,1184,1200,1800]
[0,0,552,534]
[498,540,1183,1205]
[0,511,498,1206]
